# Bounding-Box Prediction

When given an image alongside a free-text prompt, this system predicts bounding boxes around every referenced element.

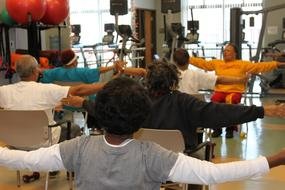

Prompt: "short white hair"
[15,55,38,78]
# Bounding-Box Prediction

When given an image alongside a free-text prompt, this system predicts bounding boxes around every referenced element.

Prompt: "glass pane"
[225,0,244,3]
[204,0,223,5]
[188,0,204,6]
[244,0,263,3]
[185,0,263,60]
[100,1,110,10]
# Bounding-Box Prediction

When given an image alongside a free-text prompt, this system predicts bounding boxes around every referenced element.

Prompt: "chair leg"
[182,183,188,190]
[45,172,49,190]
[16,170,21,187]
[67,171,73,190]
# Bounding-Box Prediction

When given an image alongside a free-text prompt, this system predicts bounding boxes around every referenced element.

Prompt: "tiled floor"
[0,95,285,189]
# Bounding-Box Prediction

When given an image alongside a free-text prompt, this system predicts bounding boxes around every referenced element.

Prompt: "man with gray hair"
[0,55,105,180]
[0,55,105,145]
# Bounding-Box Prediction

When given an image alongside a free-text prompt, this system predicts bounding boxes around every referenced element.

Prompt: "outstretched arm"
[68,82,105,96]
[185,95,285,129]
[123,67,147,77]
[168,149,285,185]
[276,61,285,68]
[0,144,65,171]
[189,57,216,71]
[61,97,95,117]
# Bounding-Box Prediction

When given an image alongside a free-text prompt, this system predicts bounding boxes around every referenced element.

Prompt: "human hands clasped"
[114,60,126,73]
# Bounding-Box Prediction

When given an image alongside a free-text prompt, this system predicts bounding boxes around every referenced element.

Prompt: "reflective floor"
[211,94,285,190]
[0,95,285,189]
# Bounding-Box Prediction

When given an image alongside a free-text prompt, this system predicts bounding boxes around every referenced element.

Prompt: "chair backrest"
[0,110,49,148]
[191,93,206,101]
[134,128,185,153]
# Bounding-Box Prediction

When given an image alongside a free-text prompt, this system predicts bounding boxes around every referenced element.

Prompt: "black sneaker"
[67,171,75,180]
[49,171,59,178]
[226,130,234,138]
[211,129,222,138]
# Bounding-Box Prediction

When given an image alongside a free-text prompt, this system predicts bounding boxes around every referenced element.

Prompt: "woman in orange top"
[190,43,285,138]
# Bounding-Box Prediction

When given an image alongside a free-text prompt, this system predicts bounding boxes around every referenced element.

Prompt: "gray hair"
[15,55,38,79]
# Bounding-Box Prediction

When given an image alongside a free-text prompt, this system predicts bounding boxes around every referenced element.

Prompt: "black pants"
[59,122,81,142]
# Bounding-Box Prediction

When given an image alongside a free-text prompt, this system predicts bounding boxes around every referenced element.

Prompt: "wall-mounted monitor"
[161,0,181,14]
[110,0,128,15]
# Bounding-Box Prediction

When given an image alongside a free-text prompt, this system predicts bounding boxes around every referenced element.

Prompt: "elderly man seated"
[0,55,105,181]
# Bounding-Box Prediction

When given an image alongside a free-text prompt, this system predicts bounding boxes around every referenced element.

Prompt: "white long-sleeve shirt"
[178,69,217,94]
[0,138,269,185]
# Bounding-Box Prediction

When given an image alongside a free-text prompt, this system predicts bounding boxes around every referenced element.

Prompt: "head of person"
[15,55,40,81]
[93,77,151,136]
[60,49,78,68]
[146,60,180,98]
[223,43,238,62]
[173,48,189,69]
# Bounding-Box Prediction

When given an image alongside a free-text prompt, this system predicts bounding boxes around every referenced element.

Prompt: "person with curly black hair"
[93,77,151,136]
[2,77,285,190]
[143,60,285,150]
[63,61,285,151]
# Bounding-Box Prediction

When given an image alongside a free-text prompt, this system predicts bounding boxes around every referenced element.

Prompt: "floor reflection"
[211,95,285,190]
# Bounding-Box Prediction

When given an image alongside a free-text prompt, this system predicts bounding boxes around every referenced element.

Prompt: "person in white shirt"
[1,77,285,190]
[0,55,105,146]
[173,48,246,94]
[0,55,105,181]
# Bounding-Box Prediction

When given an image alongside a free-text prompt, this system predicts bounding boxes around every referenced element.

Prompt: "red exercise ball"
[6,0,47,24]
[41,0,69,25]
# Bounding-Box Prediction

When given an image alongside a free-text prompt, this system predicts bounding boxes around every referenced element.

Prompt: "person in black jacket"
[62,61,285,150]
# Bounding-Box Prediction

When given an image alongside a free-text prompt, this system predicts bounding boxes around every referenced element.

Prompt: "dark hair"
[226,43,238,54]
[146,60,180,98]
[93,77,151,135]
[60,49,76,66]
[173,48,189,66]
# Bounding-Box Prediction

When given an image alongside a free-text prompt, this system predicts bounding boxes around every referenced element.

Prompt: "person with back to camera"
[40,48,146,84]
[173,48,248,94]
[40,49,123,84]
[40,49,146,129]
[1,77,285,190]
[0,55,105,181]
[63,61,285,152]
[189,42,285,138]
[40,49,125,129]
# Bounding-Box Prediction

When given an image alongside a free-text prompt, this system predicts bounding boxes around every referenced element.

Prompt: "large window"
[69,0,132,68]
[70,0,131,45]
[184,0,263,60]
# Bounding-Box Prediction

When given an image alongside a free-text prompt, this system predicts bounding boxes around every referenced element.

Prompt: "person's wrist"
[121,67,125,74]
